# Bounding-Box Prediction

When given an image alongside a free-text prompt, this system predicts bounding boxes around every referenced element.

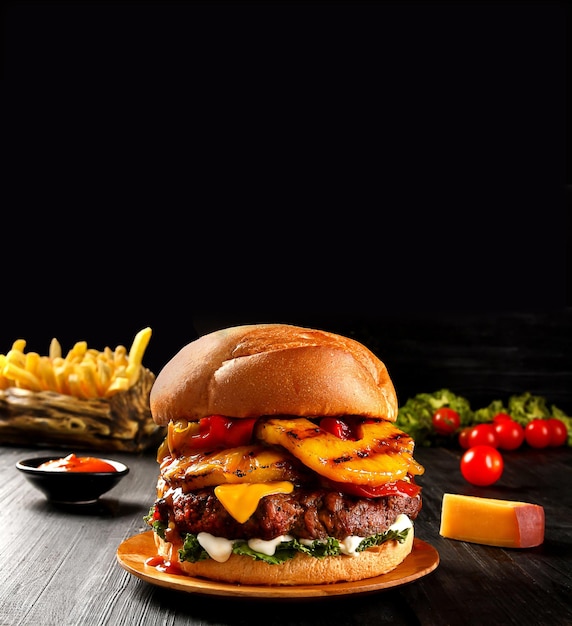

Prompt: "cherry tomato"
[458,427,472,449]
[492,412,513,424]
[432,407,461,435]
[524,419,551,448]
[460,445,504,486]
[494,419,525,450]
[546,418,568,447]
[466,423,498,448]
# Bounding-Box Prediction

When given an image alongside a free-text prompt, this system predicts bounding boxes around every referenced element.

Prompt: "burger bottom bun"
[153,529,414,586]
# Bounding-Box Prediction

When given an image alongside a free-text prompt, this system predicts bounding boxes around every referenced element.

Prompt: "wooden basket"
[0,368,164,452]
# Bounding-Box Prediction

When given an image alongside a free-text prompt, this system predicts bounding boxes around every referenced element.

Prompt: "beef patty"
[155,487,422,541]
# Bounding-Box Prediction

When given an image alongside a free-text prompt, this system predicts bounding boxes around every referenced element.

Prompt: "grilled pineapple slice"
[256,417,424,485]
[160,444,306,490]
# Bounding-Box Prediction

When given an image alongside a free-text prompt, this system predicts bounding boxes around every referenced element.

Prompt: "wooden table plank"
[1,444,571,625]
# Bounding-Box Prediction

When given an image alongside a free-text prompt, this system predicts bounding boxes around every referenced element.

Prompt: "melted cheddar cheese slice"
[214,481,294,523]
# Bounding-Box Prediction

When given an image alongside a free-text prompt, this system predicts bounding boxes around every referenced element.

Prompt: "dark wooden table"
[2,443,571,626]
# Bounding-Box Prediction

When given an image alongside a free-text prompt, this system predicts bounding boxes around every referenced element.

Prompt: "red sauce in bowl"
[38,453,117,473]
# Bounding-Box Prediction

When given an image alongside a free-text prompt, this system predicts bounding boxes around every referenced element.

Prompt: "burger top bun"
[150,323,397,426]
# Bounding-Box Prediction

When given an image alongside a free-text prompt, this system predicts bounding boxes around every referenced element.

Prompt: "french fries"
[0,327,152,399]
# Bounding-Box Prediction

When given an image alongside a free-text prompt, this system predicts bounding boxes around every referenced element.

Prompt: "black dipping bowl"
[16,456,129,504]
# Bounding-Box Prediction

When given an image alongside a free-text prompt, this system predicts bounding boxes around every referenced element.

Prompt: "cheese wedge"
[440,493,545,548]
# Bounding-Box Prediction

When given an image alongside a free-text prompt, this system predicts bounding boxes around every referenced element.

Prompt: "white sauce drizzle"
[248,535,293,556]
[338,514,412,556]
[390,513,413,533]
[339,535,364,557]
[197,532,235,563]
[195,515,412,562]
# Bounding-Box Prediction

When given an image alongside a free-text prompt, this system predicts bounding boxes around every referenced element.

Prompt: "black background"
[2,1,570,410]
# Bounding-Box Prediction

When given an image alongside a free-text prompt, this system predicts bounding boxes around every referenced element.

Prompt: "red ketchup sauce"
[38,453,117,473]
[144,555,182,575]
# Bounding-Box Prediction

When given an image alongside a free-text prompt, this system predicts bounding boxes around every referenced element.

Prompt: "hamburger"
[145,323,424,585]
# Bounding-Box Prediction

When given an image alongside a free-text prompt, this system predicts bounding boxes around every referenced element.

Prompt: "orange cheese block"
[439,493,545,548]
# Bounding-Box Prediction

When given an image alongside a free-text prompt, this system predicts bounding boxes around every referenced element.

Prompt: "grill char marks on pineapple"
[255,417,424,485]
[160,444,310,491]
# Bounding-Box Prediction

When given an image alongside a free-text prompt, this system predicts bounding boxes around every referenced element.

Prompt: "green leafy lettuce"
[178,527,411,565]
[396,389,572,447]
